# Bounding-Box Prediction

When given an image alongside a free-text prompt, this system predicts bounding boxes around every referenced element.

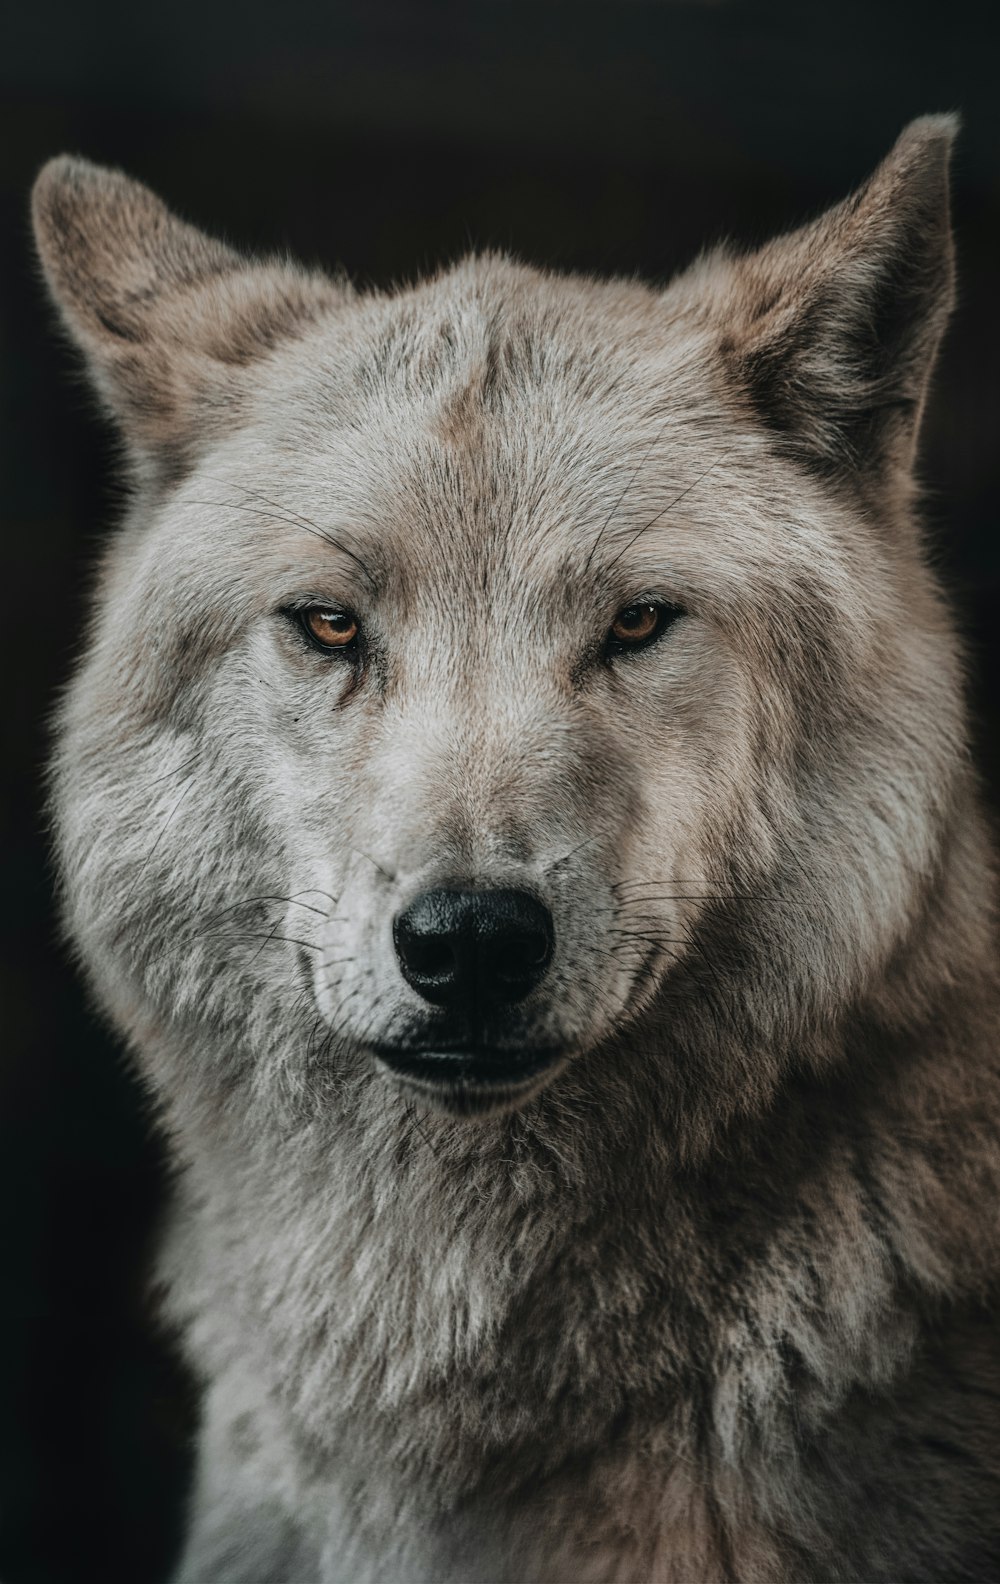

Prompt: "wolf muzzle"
[380,887,559,1094]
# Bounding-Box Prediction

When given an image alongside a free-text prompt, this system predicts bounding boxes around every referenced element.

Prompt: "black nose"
[393,888,554,1010]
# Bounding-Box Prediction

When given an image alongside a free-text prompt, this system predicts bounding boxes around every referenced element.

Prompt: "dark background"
[2,3,998,1580]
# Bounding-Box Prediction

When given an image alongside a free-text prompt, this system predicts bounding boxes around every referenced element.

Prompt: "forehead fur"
[249,252,722,473]
[199,256,851,611]
[33,117,956,509]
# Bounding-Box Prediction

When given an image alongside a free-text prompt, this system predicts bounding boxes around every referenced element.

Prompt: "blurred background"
[1,2,998,1579]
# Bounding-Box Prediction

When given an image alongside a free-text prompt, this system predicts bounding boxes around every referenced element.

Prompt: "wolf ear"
[32,157,343,483]
[717,116,957,483]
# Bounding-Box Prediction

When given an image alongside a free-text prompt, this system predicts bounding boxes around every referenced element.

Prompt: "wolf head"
[35,120,970,1143]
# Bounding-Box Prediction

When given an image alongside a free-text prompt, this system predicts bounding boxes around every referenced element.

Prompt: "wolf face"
[33,121,965,1138]
[34,121,1000,1584]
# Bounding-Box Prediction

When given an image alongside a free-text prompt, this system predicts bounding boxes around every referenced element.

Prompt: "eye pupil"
[618,603,655,632]
[610,602,662,647]
[302,607,360,650]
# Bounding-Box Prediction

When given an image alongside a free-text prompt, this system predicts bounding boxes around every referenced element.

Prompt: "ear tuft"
[878,113,959,195]
[719,115,959,483]
[33,156,240,347]
[32,157,344,482]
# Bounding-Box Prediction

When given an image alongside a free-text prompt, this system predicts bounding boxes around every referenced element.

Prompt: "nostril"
[524,931,550,964]
[407,937,454,979]
[394,887,555,1010]
[495,944,524,980]
[495,932,549,982]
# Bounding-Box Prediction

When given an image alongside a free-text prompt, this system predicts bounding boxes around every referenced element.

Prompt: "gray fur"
[32,118,1000,1581]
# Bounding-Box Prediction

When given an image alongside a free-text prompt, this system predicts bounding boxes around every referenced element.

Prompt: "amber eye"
[607,600,674,655]
[300,607,360,652]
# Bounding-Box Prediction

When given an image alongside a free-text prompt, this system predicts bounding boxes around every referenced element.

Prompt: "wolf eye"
[300,607,360,652]
[606,601,680,656]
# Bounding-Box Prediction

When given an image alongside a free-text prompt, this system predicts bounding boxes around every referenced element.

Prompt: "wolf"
[32,116,1000,1582]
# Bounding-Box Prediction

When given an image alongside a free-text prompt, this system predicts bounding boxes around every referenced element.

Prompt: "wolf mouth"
[373,1043,565,1111]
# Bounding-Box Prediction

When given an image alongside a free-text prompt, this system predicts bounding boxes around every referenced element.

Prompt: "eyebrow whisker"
[582,419,672,575]
[602,452,731,576]
[190,476,377,587]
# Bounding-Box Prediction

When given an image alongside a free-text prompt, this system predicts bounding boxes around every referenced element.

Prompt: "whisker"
[602,451,732,575]
[612,931,689,949]
[206,931,322,953]
[195,473,378,585]
[543,836,601,876]
[614,891,772,904]
[122,779,195,908]
[201,892,334,923]
[611,876,748,888]
[611,880,772,900]
[583,419,672,574]
[133,749,204,791]
[185,489,375,587]
[350,847,395,882]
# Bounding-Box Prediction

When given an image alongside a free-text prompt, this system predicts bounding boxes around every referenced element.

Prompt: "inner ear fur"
[32,156,343,482]
[717,115,958,482]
